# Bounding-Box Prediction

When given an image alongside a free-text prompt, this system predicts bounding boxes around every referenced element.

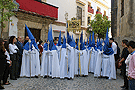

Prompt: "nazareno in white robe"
[101,54,116,79]
[108,54,116,79]
[60,48,68,79]
[79,49,88,76]
[74,48,79,75]
[66,44,75,79]
[51,50,60,78]
[101,54,110,77]
[56,46,62,64]
[94,49,103,77]
[40,50,49,77]
[89,47,96,73]
[20,47,40,77]
[88,48,92,72]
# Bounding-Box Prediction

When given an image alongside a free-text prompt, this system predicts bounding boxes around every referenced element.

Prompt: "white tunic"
[56,46,62,64]
[60,48,67,79]
[101,54,116,79]
[94,49,103,77]
[109,54,116,79]
[79,49,88,75]
[89,47,96,73]
[66,44,75,79]
[20,47,40,77]
[74,49,79,75]
[51,50,60,78]
[40,50,49,77]
[101,54,110,77]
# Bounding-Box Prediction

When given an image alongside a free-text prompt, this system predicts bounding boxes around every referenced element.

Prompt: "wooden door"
[25,27,41,41]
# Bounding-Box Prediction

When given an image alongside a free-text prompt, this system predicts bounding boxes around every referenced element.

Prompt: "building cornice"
[76,0,86,6]
[91,0,109,9]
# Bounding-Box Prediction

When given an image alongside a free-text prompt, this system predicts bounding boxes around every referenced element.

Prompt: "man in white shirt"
[109,38,117,61]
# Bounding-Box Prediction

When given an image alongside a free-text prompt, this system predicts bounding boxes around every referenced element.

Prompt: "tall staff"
[28,39,31,79]
[78,33,81,75]
[67,18,81,75]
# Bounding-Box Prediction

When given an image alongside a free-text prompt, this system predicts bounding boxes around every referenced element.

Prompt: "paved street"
[4,70,123,90]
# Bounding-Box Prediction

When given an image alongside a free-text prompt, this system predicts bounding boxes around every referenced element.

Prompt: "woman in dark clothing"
[9,36,19,80]
[2,41,12,85]
[0,38,7,89]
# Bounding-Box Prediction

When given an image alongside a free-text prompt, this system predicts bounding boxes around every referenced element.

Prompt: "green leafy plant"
[0,0,17,37]
[87,14,111,38]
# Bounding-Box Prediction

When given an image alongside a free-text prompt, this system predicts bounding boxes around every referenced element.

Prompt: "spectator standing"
[23,36,29,46]
[119,40,129,90]
[2,41,12,85]
[127,41,135,90]
[114,41,120,72]
[9,36,19,80]
[109,38,117,60]
[16,36,23,77]
[0,38,6,89]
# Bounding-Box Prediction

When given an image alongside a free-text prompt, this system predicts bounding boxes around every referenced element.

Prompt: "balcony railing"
[88,7,94,14]
[96,11,102,15]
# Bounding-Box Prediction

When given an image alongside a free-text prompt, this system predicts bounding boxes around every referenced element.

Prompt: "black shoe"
[35,76,38,78]
[3,83,11,85]
[0,85,5,89]
[10,78,17,80]
[44,76,47,78]
[120,85,125,88]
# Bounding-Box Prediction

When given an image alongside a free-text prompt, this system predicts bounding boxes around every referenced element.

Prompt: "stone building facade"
[111,0,117,38]
[112,0,135,49]
[15,11,54,41]
[7,0,58,42]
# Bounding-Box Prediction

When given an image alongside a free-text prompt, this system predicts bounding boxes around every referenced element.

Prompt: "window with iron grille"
[77,6,82,25]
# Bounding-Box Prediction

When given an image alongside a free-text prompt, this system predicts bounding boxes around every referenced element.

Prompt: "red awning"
[16,0,58,19]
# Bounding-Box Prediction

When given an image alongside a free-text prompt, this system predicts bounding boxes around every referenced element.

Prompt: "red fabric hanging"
[16,0,58,19]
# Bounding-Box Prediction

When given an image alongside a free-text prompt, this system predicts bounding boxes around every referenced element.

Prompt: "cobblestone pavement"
[4,70,123,90]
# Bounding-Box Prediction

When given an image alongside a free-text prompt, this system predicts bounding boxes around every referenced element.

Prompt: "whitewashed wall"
[9,16,18,38]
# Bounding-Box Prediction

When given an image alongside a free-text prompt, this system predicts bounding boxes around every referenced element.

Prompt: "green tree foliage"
[88,14,111,38]
[0,0,17,37]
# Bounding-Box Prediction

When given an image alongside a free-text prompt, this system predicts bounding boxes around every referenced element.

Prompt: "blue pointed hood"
[62,35,66,48]
[97,39,102,51]
[48,24,57,51]
[43,43,48,51]
[67,31,72,44]
[23,42,31,50]
[100,38,103,44]
[91,31,95,47]
[57,31,62,46]
[48,24,53,42]
[69,35,76,47]
[82,39,86,50]
[88,33,92,50]
[76,38,79,50]
[80,31,84,50]
[97,38,99,47]
[103,28,114,55]
[89,33,91,47]
[25,24,38,50]
[86,39,88,46]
